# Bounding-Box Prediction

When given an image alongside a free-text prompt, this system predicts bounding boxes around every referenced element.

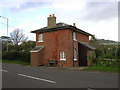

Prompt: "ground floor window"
[60,51,66,61]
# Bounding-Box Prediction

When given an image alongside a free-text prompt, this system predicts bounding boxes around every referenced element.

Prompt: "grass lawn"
[0,60,30,66]
[83,65,119,73]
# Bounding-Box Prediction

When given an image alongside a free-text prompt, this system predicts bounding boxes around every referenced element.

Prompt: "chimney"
[47,14,56,28]
[73,23,76,27]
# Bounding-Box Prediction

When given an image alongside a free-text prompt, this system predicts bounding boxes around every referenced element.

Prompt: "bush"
[18,51,30,62]
[9,51,19,60]
[2,51,30,63]
[97,58,118,67]
[88,51,97,66]
[2,51,8,60]
[104,50,116,59]
[117,45,120,59]
[97,57,103,65]
[2,51,19,60]
[95,48,103,58]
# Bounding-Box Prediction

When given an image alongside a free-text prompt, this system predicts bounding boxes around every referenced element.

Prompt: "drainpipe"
[73,23,76,67]
[73,31,74,67]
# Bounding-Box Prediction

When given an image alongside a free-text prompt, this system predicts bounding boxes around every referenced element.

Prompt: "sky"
[0,0,119,42]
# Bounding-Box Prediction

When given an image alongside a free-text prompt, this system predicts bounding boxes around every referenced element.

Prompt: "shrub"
[18,51,30,62]
[117,45,120,59]
[95,48,103,58]
[2,51,30,63]
[104,51,116,59]
[97,58,104,65]
[8,51,19,60]
[88,51,97,66]
[2,51,8,60]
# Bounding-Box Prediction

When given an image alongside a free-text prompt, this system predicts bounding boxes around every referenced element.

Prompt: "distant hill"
[97,39,118,45]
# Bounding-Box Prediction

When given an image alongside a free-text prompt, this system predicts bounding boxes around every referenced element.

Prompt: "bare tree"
[10,29,28,45]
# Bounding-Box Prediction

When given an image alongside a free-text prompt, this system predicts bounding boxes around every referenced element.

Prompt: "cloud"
[80,2,118,21]
[0,1,51,13]
[10,2,51,12]
[14,18,44,41]
[0,0,118,41]
[51,0,86,11]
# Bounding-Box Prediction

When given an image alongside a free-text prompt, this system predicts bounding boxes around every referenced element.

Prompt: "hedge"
[2,51,30,62]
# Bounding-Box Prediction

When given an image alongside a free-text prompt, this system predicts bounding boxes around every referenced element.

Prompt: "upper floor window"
[73,32,77,41]
[38,34,43,42]
[60,51,66,61]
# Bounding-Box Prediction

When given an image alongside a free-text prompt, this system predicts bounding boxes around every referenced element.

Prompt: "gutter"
[30,25,93,36]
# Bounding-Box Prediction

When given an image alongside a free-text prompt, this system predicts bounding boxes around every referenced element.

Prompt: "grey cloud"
[10,2,51,12]
[80,2,118,21]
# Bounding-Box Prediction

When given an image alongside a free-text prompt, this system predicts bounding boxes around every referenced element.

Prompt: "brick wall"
[33,29,89,67]
[31,52,39,66]
[31,48,44,66]
[36,29,73,66]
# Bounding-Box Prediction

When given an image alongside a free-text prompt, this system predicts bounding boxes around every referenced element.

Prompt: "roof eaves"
[31,25,70,33]
[31,25,93,36]
[69,25,93,36]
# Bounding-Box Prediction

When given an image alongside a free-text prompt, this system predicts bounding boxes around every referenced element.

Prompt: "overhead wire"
[0,22,31,31]
[0,22,18,29]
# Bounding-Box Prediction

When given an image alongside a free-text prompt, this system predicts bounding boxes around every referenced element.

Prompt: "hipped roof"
[31,22,93,36]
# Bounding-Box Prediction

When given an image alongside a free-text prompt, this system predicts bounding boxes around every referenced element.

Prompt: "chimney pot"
[53,14,55,17]
[49,14,51,17]
[73,23,76,27]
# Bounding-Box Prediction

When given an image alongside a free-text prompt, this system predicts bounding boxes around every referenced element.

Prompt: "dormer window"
[38,34,43,42]
[73,32,77,41]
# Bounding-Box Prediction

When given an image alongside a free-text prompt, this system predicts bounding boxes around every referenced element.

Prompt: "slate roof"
[79,42,96,50]
[30,46,44,52]
[31,22,92,36]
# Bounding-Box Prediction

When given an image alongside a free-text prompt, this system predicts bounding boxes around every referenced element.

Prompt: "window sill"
[73,39,77,41]
[60,59,66,61]
[38,41,43,43]
[74,59,77,61]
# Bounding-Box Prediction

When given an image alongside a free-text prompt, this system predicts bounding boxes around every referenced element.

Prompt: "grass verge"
[83,65,119,73]
[0,60,30,66]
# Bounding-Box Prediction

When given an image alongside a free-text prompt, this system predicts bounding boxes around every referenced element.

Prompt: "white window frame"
[38,34,43,42]
[74,48,77,61]
[60,51,66,61]
[73,32,77,41]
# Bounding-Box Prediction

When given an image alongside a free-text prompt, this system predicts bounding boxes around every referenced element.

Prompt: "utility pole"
[0,16,8,51]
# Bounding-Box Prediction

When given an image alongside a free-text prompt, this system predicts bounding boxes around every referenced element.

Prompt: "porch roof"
[30,46,44,52]
[78,42,96,50]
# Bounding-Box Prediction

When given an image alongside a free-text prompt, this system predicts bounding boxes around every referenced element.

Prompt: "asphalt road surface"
[1,63,118,88]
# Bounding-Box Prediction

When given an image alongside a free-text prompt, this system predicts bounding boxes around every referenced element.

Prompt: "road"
[1,63,118,88]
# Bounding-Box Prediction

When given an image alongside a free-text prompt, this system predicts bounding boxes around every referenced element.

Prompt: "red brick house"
[30,14,95,67]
